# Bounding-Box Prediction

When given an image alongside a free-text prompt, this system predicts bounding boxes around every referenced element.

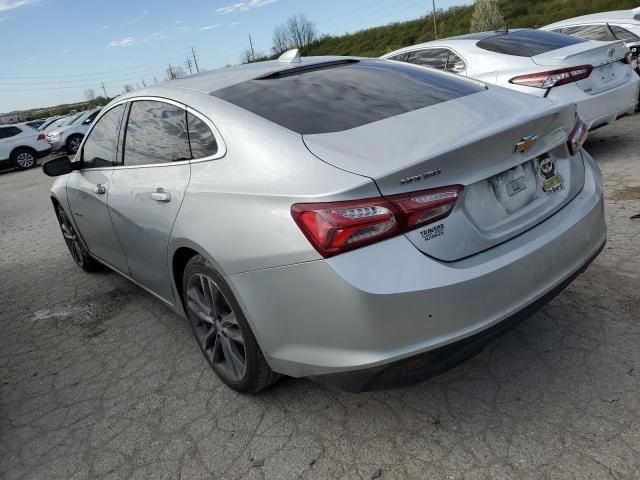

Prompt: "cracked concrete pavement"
[1,116,639,480]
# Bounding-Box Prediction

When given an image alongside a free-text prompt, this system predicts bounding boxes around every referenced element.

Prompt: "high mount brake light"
[291,185,463,257]
[567,116,588,156]
[509,65,593,89]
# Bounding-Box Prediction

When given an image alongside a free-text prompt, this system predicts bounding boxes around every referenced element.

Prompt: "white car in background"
[46,108,101,154]
[541,8,640,72]
[382,29,640,130]
[0,122,52,170]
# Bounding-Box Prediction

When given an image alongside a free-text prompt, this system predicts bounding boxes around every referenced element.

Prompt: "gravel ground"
[1,116,639,480]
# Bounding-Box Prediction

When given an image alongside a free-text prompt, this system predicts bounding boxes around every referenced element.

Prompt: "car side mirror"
[42,156,76,176]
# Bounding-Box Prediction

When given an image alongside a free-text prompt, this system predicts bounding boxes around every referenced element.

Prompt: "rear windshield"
[477,29,586,57]
[210,60,484,135]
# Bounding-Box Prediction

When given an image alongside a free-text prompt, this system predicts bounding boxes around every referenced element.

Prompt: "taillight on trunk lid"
[567,116,588,156]
[291,186,463,257]
[37,134,45,141]
[509,65,593,89]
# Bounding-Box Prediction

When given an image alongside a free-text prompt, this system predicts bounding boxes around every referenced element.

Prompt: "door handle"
[151,188,171,203]
[93,184,106,195]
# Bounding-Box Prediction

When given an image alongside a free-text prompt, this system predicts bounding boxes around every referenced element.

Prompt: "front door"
[66,104,129,273]
[107,99,192,302]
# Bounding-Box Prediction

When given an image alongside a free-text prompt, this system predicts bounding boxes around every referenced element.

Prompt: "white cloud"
[216,0,276,15]
[143,32,167,42]
[229,21,241,26]
[0,0,38,13]
[198,24,221,31]
[107,36,136,48]
[102,24,109,29]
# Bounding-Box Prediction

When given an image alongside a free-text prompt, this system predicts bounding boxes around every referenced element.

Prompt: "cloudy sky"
[0,0,471,113]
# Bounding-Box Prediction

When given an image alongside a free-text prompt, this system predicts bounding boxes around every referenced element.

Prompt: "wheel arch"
[170,240,227,315]
[10,145,37,161]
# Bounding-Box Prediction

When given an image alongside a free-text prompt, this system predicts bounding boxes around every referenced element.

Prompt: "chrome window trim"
[78,95,227,172]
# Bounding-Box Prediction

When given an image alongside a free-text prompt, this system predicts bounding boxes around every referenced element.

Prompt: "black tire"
[11,148,37,170]
[183,255,279,393]
[66,134,83,155]
[55,204,101,272]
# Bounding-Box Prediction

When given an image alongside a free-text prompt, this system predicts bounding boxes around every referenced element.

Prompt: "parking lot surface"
[1,117,639,480]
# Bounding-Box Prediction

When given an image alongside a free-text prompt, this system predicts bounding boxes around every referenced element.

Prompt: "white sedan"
[541,8,640,71]
[382,29,640,130]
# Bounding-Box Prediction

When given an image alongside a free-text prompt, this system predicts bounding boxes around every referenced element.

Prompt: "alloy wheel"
[186,273,247,382]
[16,152,35,168]
[56,207,85,268]
[69,137,82,153]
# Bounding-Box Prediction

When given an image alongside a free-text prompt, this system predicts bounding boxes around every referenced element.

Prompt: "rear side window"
[408,48,450,70]
[123,100,190,166]
[610,25,640,42]
[211,60,484,135]
[559,24,615,41]
[388,52,409,62]
[0,126,21,139]
[82,104,125,169]
[477,29,586,57]
[187,113,218,158]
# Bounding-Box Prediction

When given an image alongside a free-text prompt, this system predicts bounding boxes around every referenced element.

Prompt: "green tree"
[470,0,505,33]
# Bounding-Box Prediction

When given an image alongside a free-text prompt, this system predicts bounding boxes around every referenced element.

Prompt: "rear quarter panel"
[169,98,379,277]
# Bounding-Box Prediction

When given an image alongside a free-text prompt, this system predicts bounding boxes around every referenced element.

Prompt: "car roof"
[381,29,528,57]
[117,56,359,98]
[544,10,640,29]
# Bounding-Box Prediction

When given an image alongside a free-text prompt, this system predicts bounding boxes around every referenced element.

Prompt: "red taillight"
[291,185,463,257]
[623,50,633,64]
[510,65,593,89]
[37,134,45,141]
[567,116,588,156]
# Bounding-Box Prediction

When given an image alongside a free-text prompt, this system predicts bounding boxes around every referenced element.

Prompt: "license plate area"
[597,63,615,83]
[489,160,538,214]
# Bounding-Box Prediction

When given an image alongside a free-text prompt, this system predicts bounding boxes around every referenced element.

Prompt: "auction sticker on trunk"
[538,156,565,196]
[421,223,445,242]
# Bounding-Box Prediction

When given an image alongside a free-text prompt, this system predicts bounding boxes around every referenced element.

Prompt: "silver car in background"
[44,53,605,393]
[541,8,640,70]
[382,29,640,130]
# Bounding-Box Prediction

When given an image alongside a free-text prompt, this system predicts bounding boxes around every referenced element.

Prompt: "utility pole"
[185,57,193,75]
[101,81,108,98]
[432,0,438,39]
[249,34,256,62]
[190,47,200,74]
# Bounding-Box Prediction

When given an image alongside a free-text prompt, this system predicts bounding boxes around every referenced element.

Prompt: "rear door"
[107,99,193,302]
[66,104,129,273]
[0,126,23,164]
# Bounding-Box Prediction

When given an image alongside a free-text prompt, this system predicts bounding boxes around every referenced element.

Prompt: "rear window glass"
[477,29,586,57]
[210,60,484,135]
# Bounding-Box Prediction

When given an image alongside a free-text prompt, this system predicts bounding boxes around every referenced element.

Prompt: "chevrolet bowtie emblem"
[514,135,539,154]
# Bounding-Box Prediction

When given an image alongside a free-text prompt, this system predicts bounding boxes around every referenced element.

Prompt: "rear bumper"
[549,75,640,130]
[227,150,606,382]
[312,239,605,392]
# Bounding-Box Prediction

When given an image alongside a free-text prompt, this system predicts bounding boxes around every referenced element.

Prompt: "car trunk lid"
[303,88,584,261]
[532,40,631,94]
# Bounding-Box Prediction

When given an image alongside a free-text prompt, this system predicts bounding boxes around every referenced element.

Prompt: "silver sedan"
[44,52,606,393]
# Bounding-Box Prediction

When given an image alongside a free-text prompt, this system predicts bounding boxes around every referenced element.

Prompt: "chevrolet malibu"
[43,52,606,393]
